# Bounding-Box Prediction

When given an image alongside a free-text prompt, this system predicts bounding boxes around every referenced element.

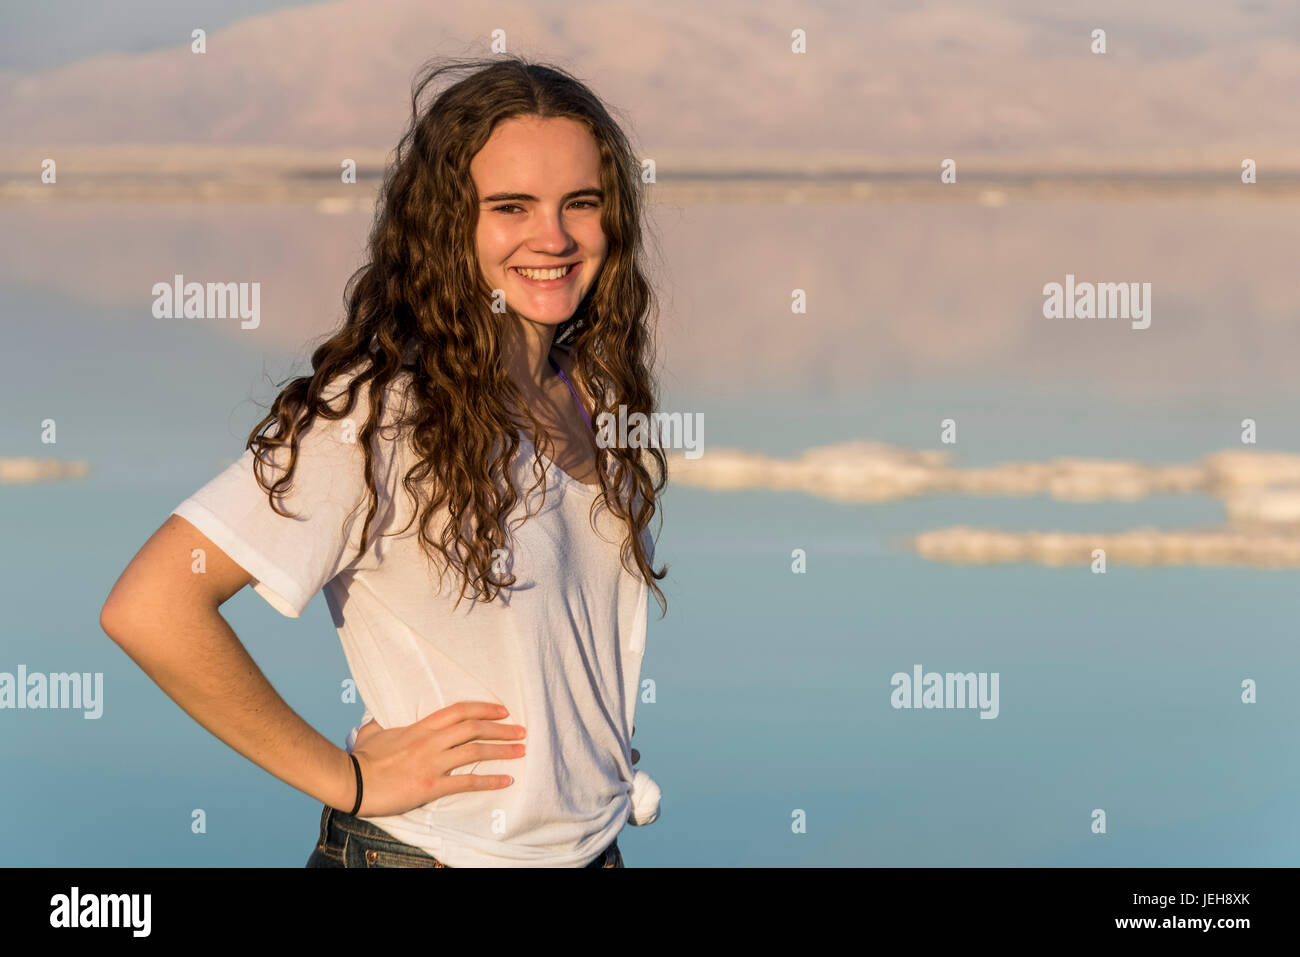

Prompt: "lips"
[510,261,580,286]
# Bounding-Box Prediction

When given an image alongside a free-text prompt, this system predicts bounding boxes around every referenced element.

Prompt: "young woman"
[99,56,667,868]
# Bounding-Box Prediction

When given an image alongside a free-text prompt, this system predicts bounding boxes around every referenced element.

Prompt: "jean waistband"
[319,803,618,868]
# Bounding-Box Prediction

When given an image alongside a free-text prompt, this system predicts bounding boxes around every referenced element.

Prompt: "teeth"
[514,264,572,280]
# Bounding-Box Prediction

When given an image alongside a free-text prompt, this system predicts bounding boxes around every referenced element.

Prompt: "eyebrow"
[479,188,604,204]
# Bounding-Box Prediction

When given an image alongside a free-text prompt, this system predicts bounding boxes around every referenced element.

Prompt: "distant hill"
[2,0,1299,157]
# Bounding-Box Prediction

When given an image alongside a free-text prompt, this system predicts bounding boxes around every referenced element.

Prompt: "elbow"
[100,588,143,647]
[99,595,128,644]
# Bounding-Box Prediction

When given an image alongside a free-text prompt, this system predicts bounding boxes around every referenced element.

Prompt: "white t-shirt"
[170,366,657,867]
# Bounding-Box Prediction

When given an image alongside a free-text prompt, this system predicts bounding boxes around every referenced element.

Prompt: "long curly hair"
[244,55,668,615]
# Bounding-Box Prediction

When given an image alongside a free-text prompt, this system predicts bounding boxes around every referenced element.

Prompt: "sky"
[0,0,321,71]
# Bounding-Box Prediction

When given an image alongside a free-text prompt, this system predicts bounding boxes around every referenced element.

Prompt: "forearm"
[106,606,354,811]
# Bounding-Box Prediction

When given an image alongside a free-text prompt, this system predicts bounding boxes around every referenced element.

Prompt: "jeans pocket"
[305,805,348,867]
[306,841,346,867]
[362,847,445,868]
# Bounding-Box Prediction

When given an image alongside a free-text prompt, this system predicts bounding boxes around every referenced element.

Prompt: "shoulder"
[280,366,415,476]
[319,364,415,423]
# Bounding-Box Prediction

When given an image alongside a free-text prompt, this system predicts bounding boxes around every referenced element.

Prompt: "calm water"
[5,398,1298,867]
[4,195,1300,866]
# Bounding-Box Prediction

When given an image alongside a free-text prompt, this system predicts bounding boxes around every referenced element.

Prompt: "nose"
[526,206,578,257]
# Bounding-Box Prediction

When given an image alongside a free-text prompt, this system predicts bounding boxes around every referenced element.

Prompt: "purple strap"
[549,354,594,434]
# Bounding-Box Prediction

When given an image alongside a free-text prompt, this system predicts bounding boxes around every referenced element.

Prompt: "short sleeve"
[170,373,404,618]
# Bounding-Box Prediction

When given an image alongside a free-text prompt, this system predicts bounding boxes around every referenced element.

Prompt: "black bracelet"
[348,753,363,816]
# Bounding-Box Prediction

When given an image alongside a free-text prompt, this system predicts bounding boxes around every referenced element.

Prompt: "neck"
[501,314,556,394]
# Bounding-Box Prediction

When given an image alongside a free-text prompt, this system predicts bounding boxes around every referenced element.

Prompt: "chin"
[517,307,580,326]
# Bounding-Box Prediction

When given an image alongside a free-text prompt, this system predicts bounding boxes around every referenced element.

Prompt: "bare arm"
[99,514,356,811]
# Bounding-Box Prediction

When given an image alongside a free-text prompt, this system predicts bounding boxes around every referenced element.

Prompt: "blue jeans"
[305,803,624,868]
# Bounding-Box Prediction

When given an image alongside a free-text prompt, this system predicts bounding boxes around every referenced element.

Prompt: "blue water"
[5,193,1300,866]
[3,402,1299,866]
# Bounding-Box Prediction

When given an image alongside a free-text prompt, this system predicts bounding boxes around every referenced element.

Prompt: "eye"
[490,200,600,213]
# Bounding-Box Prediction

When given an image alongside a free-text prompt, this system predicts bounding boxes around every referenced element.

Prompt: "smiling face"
[471,114,608,327]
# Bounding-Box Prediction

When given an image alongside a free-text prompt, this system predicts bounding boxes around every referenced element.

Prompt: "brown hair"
[245,55,667,614]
